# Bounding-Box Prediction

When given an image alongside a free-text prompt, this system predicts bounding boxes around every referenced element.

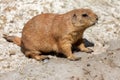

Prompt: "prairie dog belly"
[37,38,59,53]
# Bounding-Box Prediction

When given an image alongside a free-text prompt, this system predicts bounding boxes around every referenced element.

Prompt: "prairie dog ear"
[72,14,77,24]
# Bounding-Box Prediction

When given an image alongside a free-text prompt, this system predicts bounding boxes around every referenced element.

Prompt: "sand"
[0,0,120,80]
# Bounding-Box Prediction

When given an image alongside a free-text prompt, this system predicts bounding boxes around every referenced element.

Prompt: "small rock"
[9,50,16,56]
[43,59,49,63]
[87,64,91,67]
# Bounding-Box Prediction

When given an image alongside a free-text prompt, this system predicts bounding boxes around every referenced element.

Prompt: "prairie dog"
[4,9,98,61]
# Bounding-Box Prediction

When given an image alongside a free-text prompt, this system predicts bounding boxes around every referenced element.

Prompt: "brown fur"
[4,9,98,61]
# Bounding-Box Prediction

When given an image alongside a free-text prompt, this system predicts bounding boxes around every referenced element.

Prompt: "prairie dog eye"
[82,13,88,17]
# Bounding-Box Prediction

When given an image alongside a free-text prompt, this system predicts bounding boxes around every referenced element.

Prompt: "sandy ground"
[0,0,120,80]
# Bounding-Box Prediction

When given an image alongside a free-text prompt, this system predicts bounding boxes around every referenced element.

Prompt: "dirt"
[0,0,120,80]
[1,47,120,80]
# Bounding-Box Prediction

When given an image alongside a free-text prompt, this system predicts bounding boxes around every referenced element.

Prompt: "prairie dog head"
[72,9,98,29]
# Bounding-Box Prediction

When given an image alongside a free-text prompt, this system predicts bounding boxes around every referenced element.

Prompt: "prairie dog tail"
[3,34,21,46]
